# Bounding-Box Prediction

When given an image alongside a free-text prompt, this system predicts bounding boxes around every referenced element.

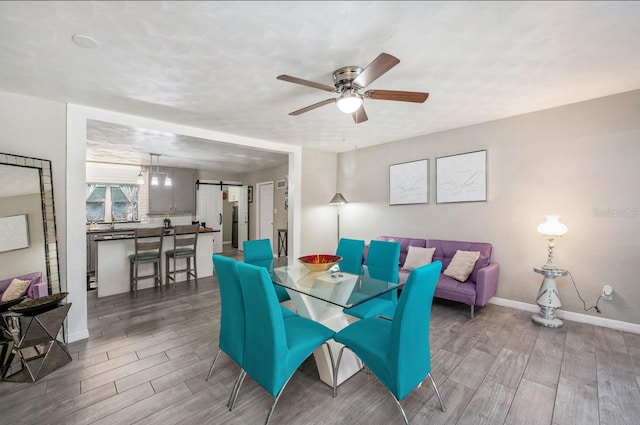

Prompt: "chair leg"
[133,261,138,298]
[428,373,446,412]
[129,260,134,293]
[470,304,475,319]
[158,259,163,298]
[193,255,198,288]
[333,345,348,398]
[389,392,410,425]
[229,369,247,411]
[206,348,221,381]
[171,256,176,292]
[264,373,296,425]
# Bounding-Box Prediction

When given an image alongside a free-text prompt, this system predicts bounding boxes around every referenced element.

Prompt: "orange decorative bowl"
[298,254,342,272]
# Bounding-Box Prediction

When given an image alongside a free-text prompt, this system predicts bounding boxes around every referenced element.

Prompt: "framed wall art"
[389,159,429,205]
[436,150,487,203]
[0,214,30,253]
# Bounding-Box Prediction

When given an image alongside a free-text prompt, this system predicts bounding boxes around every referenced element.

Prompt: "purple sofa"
[0,271,49,301]
[367,236,499,318]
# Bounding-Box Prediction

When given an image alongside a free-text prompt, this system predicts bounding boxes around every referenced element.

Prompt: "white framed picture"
[436,150,487,203]
[0,214,30,253]
[389,159,429,205]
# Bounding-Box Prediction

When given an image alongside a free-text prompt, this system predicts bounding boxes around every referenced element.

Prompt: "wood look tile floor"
[2,247,640,424]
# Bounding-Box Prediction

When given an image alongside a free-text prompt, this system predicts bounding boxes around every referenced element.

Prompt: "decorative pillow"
[1,278,31,301]
[403,246,436,271]
[443,250,480,282]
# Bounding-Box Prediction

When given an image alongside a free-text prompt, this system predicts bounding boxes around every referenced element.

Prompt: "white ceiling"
[1,1,639,172]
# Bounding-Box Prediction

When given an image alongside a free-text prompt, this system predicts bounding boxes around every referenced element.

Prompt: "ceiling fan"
[277,53,429,124]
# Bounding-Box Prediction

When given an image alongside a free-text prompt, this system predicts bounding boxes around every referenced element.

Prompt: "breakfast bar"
[94,228,217,298]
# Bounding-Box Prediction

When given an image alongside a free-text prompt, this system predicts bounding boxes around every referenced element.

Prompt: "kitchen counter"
[93,227,222,298]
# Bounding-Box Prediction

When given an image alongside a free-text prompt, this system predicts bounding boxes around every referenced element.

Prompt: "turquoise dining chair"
[333,261,446,425]
[206,255,245,406]
[343,239,400,319]
[243,239,291,303]
[207,255,295,410]
[335,238,365,275]
[231,261,335,425]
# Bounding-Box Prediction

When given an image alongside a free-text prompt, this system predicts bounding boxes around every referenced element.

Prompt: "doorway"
[256,181,274,245]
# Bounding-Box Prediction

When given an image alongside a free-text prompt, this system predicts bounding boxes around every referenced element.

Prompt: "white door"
[257,181,274,245]
[237,185,248,251]
[196,184,223,231]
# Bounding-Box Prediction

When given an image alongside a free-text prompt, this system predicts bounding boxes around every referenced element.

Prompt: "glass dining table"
[248,257,400,387]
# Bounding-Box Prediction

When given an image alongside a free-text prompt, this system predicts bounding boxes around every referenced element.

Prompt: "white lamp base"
[531,266,568,328]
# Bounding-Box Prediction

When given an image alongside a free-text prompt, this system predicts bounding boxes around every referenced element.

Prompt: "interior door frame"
[237,185,248,250]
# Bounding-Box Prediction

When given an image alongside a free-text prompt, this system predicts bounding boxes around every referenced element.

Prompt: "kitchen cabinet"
[227,186,241,202]
[148,167,196,214]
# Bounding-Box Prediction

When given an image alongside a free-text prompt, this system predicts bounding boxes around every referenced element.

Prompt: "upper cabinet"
[148,167,196,214]
[227,186,242,202]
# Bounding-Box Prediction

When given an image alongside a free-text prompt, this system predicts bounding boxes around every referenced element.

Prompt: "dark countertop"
[91,227,218,241]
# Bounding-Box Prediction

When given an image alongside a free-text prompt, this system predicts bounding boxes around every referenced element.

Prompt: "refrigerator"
[232,206,238,248]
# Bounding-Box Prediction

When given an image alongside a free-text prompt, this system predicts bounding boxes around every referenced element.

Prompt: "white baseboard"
[67,328,90,343]
[488,297,640,334]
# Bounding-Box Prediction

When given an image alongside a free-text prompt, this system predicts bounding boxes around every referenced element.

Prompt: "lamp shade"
[537,214,567,237]
[336,92,363,113]
[329,192,348,205]
[136,171,144,185]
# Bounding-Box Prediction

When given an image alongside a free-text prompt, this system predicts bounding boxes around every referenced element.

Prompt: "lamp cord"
[566,270,602,314]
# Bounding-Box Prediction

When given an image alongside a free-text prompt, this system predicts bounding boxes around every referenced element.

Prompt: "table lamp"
[536,214,567,269]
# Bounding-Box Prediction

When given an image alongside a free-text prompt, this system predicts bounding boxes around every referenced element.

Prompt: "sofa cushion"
[427,239,492,283]
[376,236,427,266]
[403,246,435,271]
[1,277,31,301]
[443,250,480,282]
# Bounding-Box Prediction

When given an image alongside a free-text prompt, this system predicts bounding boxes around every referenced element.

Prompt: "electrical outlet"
[602,284,613,301]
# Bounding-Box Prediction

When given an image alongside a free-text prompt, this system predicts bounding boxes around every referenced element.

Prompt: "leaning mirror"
[0,153,60,294]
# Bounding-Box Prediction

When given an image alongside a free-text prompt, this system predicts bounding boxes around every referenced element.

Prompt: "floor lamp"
[329,192,348,243]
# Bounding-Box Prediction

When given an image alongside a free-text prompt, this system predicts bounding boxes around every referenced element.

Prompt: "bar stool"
[129,227,165,297]
[165,224,199,292]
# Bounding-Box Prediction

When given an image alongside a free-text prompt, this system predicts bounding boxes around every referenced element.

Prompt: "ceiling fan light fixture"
[336,91,363,113]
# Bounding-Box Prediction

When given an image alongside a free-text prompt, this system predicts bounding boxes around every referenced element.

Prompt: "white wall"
[338,89,640,325]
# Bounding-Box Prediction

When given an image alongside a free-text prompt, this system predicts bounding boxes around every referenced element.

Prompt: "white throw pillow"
[443,250,480,282]
[1,277,31,301]
[403,246,436,271]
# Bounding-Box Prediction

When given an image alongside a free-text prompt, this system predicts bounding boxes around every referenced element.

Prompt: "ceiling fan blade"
[289,98,335,116]
[277,75,336,92]
[352,53,400,88]
[352,105,368,124]
[365,90,429,103]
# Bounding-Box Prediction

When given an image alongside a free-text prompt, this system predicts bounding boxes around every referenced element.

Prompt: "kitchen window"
[86,183,139,222]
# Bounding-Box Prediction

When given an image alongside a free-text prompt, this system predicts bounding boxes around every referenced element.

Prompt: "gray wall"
[337,89,640,325]
[0,193,47,280]
[244,163,289,251]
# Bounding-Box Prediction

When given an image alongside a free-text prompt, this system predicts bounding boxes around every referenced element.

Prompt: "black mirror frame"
[0,152,60,294]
